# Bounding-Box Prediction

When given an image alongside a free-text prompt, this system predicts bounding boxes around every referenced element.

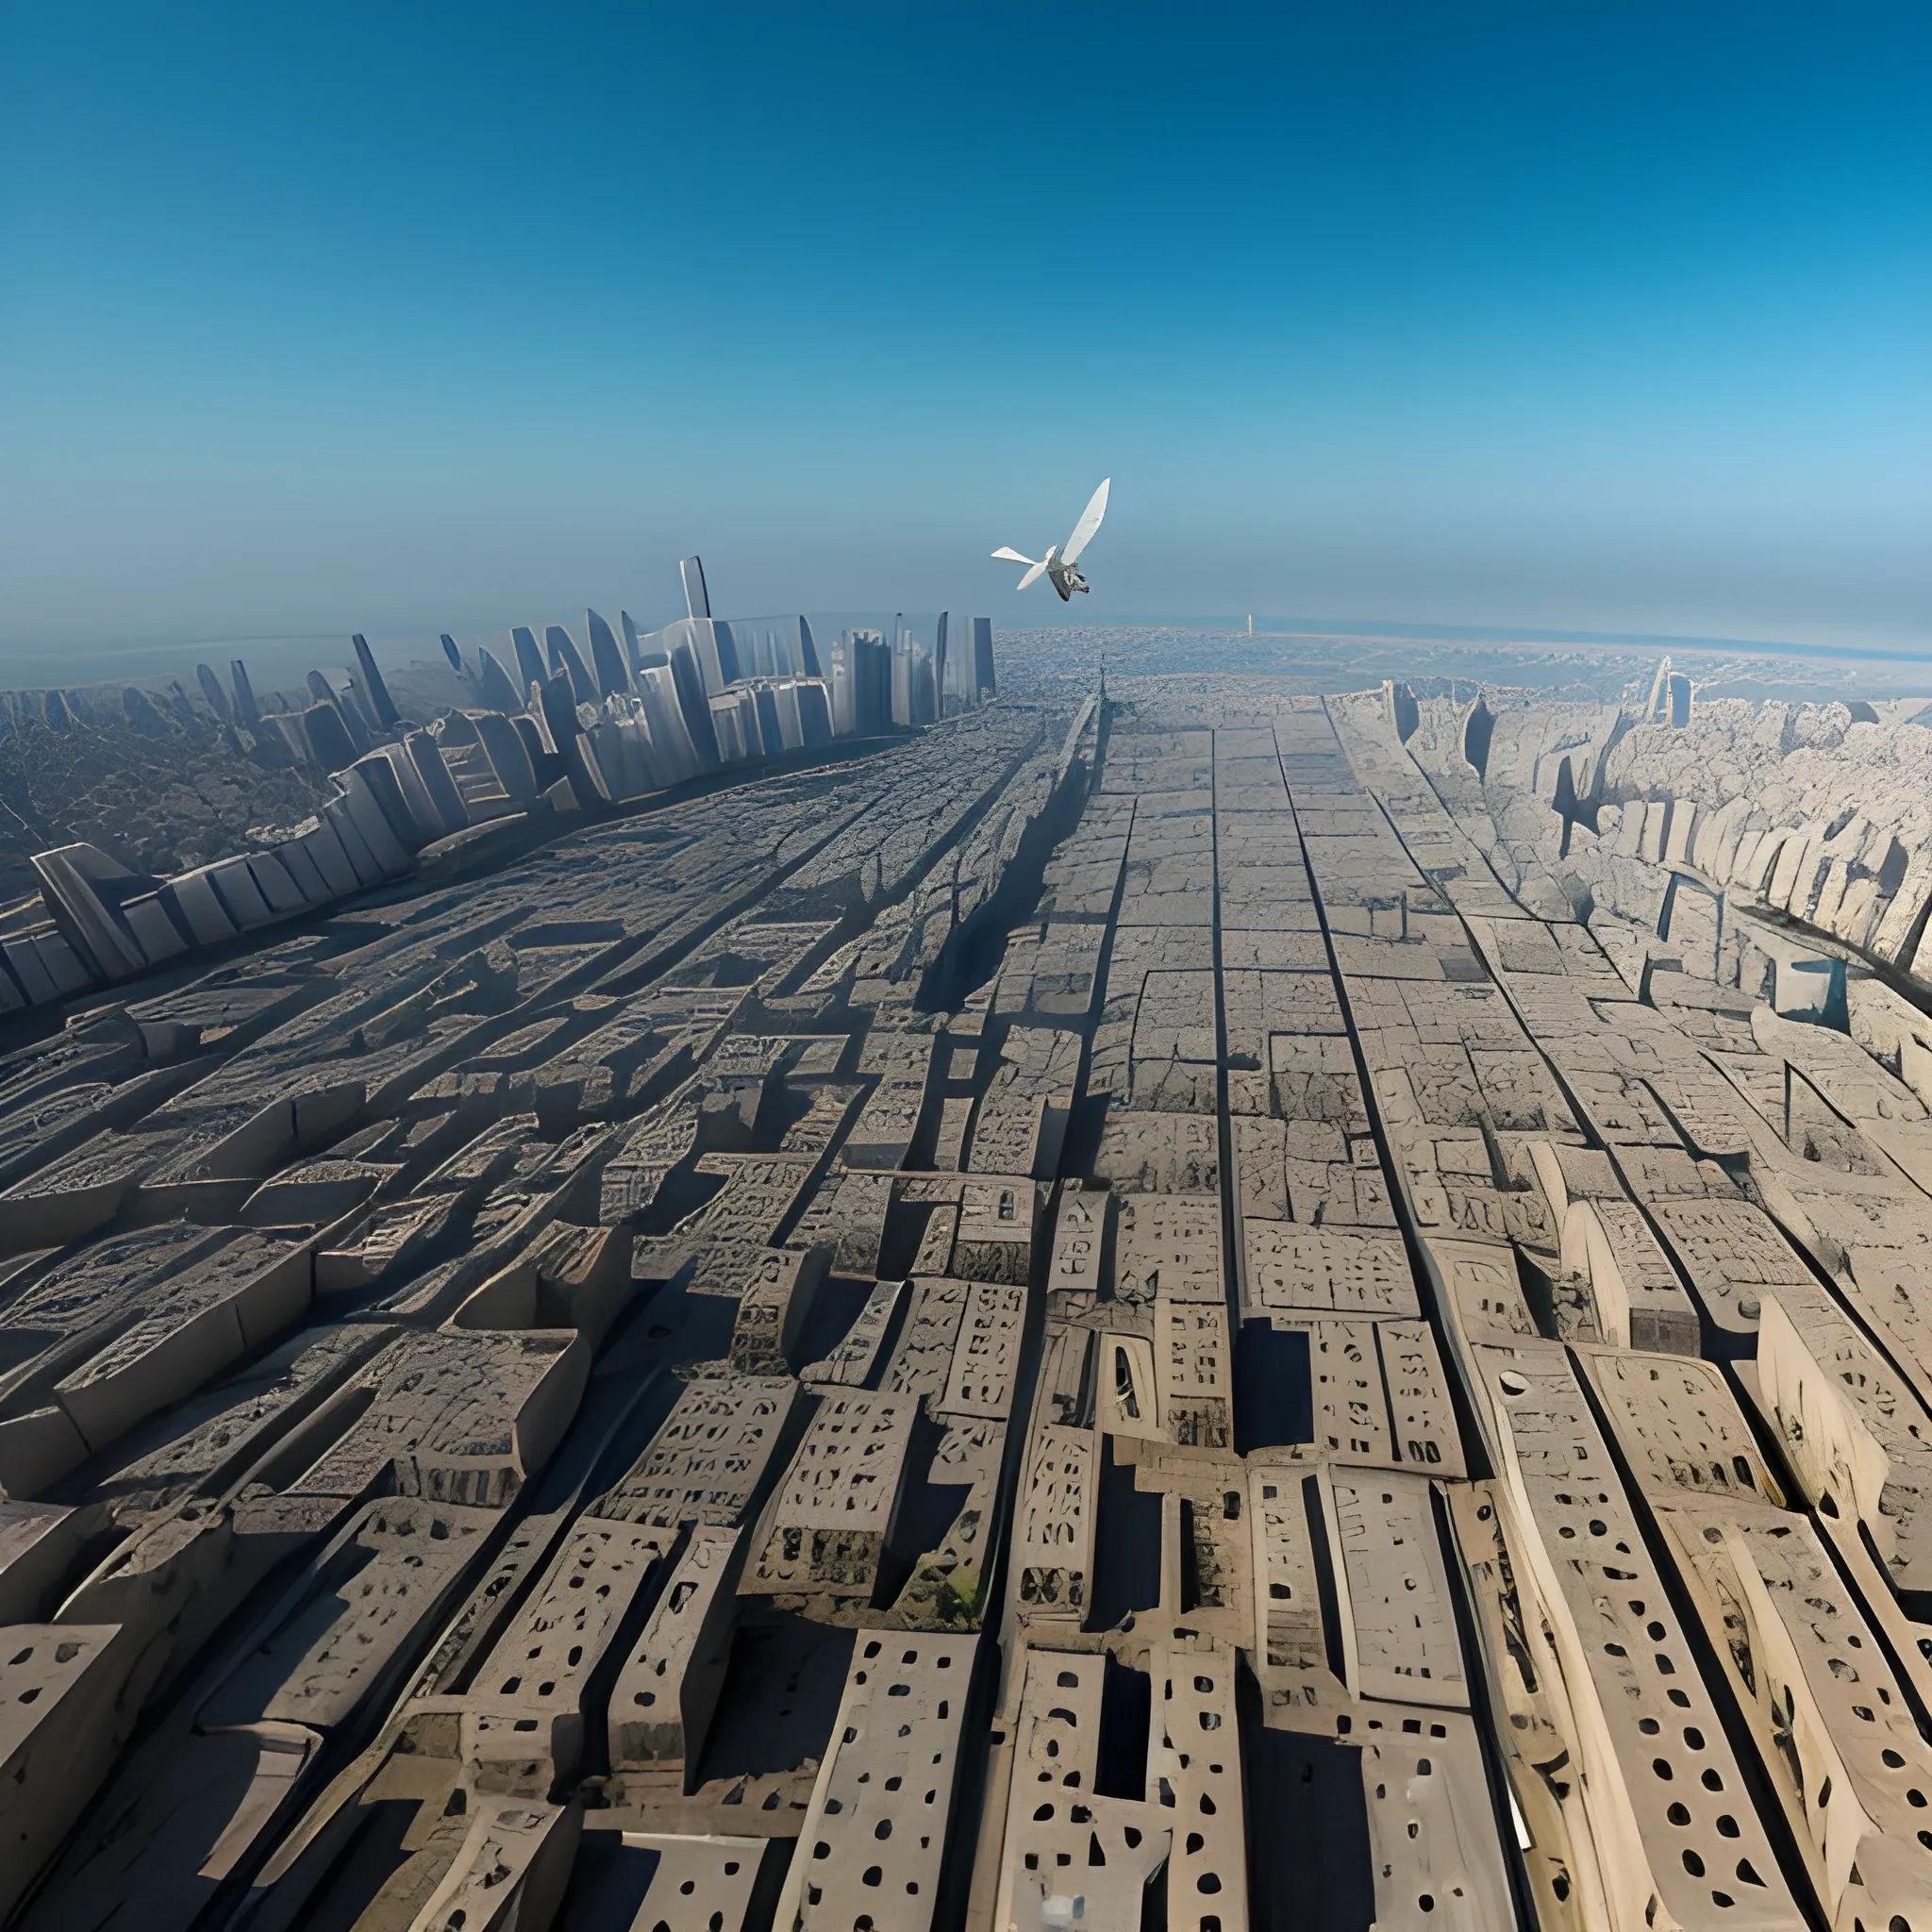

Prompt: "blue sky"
[3,2,1929,664]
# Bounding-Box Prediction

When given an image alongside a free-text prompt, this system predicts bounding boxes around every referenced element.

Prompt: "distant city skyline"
[3,3,1928,658]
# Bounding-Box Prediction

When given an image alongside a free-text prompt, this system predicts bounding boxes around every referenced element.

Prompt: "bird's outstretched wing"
[1017,555,1051,590]
[1061,477,1110,563]
[991,546,1036,564]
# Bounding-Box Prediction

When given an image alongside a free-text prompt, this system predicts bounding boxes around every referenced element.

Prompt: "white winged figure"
[992,477,1110,601]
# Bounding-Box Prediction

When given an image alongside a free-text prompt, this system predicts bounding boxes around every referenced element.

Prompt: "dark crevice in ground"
[917,758,1093,1015]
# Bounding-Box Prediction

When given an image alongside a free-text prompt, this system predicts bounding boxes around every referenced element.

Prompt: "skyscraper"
[972,616,996,700]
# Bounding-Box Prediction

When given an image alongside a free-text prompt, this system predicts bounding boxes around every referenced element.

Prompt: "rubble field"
[5,670,1932,1932]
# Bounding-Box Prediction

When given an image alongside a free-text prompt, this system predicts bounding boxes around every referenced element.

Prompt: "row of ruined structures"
[0,691,1084,1931]
[3,565,999,1015]
[1386,658,1932,1043]
[6,659,1932,1932]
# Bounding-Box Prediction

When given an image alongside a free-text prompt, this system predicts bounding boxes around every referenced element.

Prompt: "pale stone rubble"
[6,665,1932,1932]
[0,695,1076,1931]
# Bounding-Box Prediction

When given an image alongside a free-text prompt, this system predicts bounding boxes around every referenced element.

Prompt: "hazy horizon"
[11,611,1932,707]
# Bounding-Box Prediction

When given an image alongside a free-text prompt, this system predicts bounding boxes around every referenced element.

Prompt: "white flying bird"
[992,477,1110,601]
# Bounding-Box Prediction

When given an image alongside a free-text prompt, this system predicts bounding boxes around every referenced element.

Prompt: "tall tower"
[972,617,996,701]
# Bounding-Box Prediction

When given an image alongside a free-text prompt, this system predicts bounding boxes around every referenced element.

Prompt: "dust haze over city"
[4,8,1932,1932]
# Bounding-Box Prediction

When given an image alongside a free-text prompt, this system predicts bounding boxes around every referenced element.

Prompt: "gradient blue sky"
[3,2,1929,664]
